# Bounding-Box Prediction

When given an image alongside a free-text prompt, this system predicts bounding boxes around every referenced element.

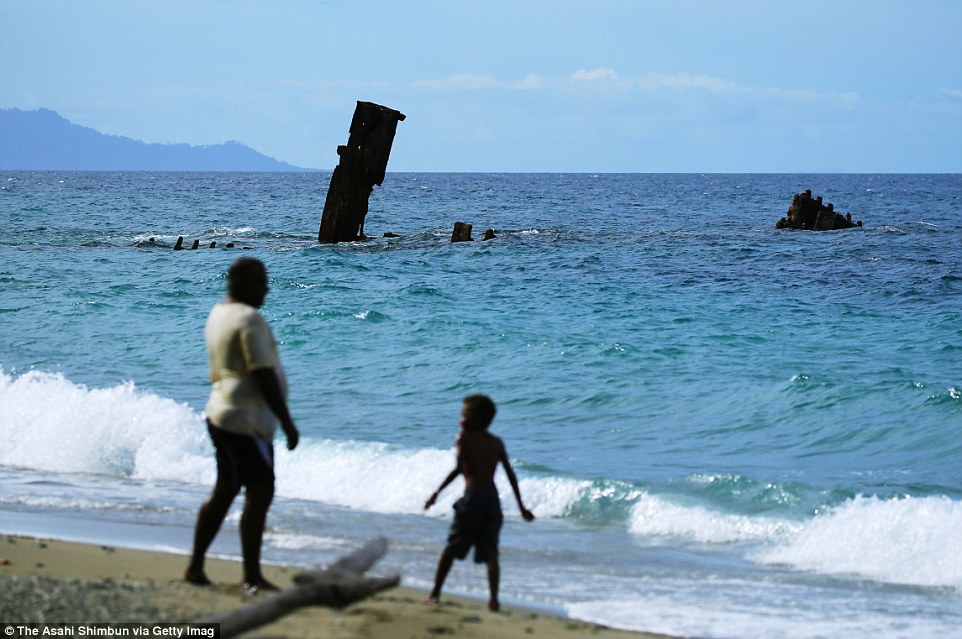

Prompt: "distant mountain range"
[0,108,310,171]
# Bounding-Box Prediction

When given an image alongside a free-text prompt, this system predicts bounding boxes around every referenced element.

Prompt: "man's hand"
[424,492,438,510]
[283,423,299,451]
[520,506,535,522]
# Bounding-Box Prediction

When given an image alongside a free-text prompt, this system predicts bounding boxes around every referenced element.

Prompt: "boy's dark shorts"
[444,488,503,563]
[207,419,274,491]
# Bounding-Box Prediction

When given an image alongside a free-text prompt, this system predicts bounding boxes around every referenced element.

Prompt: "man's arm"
[251,368,299,450]
[500,442,535,522]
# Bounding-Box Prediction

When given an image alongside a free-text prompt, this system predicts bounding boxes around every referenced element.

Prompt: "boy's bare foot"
[244,579,280,595]
[183,569,212,586]
[488,599,500,612]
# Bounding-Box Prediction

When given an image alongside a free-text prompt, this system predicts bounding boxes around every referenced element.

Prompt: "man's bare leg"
[185,482,239,585]
[240,480,277,591]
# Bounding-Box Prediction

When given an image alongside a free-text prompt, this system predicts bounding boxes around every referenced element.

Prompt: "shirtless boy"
[424,394,535,612]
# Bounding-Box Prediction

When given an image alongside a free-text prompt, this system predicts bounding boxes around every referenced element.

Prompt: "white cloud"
[571,68,619,82]
[637,72,737,93]
[412,74,502,90]
[840,92,859,105]
[412,72,545,92]
[409,70,861,111]
[941,88,962,100]
[512,73,545,90]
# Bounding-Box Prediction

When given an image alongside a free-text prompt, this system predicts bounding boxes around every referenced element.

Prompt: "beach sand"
[0,535,679,639]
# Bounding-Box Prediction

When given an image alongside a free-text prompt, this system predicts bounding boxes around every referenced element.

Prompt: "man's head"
[461,394,497,431]
[227,257,269,308]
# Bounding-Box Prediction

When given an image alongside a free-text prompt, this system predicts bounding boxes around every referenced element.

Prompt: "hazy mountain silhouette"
[0,108,310,171]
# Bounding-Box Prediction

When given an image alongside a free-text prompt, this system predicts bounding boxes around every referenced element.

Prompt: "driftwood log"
[203,537,399,638]
[318,102,406,243]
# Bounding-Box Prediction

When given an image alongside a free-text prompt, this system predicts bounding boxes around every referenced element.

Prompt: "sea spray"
[757,495,962,591]
[0,368,594,520]
[0,369,210,481]
[628,493,801,543]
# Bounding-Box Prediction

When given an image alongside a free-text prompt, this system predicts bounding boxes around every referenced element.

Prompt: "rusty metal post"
[318,102,406,243]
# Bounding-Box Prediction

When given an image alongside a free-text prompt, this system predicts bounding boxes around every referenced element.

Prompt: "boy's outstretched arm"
[425,466,460,510]
[500,445,535,522]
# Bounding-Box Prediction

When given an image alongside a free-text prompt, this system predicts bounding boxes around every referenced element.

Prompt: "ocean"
[1,171,960,639]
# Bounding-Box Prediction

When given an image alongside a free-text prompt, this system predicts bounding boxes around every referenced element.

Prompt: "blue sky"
[2,0,960,172]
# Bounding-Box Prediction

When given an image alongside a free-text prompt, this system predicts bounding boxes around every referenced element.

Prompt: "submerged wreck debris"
[776,189,862,230]
[318,101,406,243]
[451,223,497,243]
[171,236,201,250]
[451,221,473,242]
[169,236,239,250]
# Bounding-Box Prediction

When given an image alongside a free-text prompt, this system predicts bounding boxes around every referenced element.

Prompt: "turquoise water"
[1,172,960,638]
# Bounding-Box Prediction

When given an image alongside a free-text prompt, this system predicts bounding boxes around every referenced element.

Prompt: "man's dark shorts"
[445,488,503,563]
[206,419,274,491]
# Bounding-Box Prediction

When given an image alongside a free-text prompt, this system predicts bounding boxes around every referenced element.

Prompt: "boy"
[424,394,535,612]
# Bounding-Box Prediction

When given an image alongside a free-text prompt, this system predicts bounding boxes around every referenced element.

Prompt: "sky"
[1,0,960,172]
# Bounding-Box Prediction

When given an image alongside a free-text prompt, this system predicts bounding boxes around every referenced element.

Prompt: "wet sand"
[0,535,680,639]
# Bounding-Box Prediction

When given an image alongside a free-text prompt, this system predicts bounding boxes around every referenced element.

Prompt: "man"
[185,257,299,593]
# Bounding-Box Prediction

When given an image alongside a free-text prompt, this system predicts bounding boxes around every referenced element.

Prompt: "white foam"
[757,494,962,591]
[628,493,800,543]
[276,438,584,519]
[277,440,457,514]
[266,532,354,552]
[0,368,583,520]
[0,369,211,483]
[567,589,958,639]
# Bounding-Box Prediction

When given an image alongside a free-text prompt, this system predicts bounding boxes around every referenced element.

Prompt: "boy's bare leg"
[486,558,500,612]
[424,548,455,603]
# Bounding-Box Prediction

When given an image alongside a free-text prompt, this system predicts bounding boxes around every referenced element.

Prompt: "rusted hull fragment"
[318,102,406,243]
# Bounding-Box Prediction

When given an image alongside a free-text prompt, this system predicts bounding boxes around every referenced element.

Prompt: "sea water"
[1,172,960,639]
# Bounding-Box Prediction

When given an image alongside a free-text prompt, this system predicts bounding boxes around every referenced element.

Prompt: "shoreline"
[1,534,681,639]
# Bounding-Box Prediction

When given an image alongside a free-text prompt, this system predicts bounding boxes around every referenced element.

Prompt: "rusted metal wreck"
[318,101,406,243]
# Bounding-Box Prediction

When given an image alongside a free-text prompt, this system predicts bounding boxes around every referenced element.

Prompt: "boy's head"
[461,394,497,431]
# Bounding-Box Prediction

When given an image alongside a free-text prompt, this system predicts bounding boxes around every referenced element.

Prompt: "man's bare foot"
[488,599,500,612]
[183,569,212,586]
[244,579,280,595]
[421,594,440,605]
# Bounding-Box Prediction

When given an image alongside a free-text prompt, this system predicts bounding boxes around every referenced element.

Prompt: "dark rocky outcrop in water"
[776,190,862,230]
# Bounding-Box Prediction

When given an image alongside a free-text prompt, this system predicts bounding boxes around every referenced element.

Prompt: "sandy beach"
[0,535,679,639]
